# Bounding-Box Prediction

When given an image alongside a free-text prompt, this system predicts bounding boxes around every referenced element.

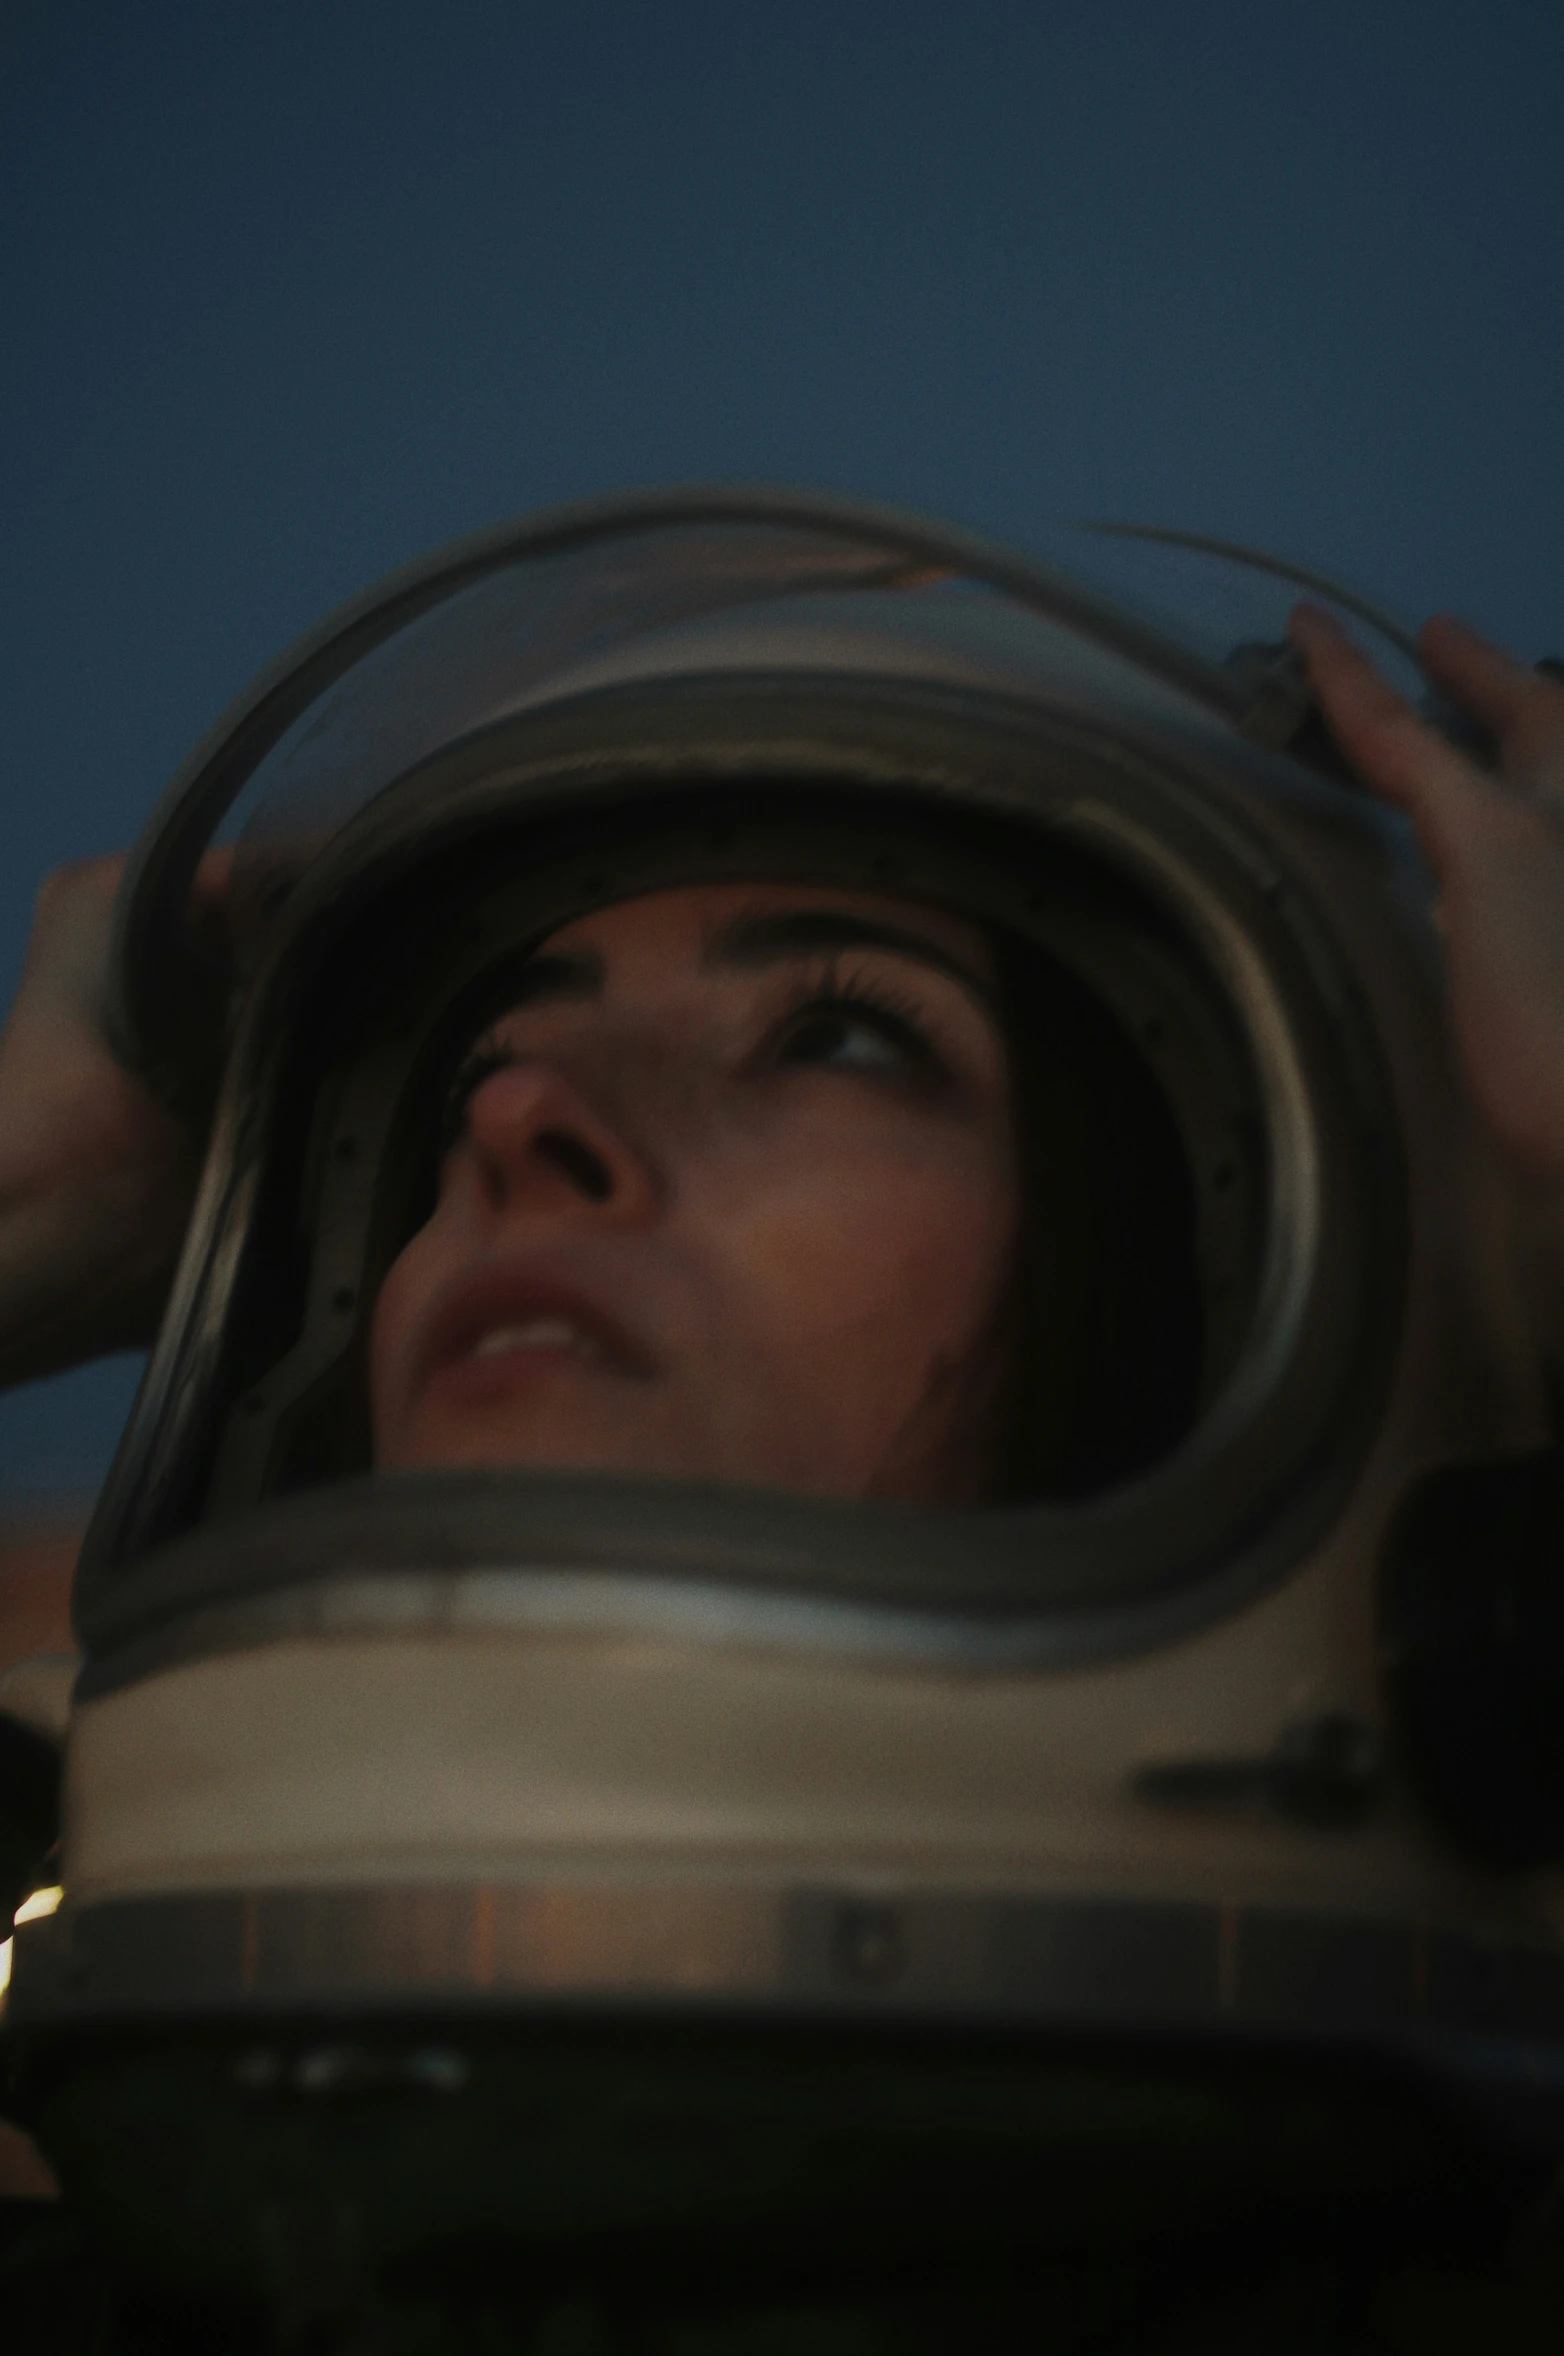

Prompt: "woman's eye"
[772,1001,934,1079]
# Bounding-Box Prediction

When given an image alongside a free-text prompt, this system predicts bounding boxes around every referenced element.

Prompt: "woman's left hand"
[1289,602,1564,1186]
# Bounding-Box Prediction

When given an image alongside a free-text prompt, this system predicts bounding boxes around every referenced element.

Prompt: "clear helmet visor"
[115,489,1376,1085]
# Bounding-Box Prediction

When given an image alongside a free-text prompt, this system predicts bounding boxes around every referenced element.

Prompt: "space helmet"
[6,487,1564,2315]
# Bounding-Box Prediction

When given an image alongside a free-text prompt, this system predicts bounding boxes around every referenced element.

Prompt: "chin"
[386,1411,685,1480]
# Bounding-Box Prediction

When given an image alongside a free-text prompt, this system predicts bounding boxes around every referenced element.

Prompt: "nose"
[459,1059,660,1226]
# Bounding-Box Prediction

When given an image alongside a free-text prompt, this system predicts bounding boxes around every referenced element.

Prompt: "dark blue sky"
[3,0,1562,1499]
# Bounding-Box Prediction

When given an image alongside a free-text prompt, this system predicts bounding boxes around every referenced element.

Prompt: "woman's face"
[370,881,1021,1504]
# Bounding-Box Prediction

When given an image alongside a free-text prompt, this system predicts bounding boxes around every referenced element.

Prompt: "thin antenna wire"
[1072,522,1427,675]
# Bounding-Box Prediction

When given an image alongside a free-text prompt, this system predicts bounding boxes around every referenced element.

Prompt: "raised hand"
[1289,603,1564,1187]
[0,855,210,1386]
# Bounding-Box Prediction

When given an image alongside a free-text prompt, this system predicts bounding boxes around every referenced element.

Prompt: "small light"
[0,1938,11,1998]
[13,1886,63,1926]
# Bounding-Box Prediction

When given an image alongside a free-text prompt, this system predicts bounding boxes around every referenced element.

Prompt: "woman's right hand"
[0,855,208,1388]
[1289,604,1564,1189]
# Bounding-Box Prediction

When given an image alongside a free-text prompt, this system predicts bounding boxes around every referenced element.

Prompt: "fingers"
[1289,601,1564,1189]
[185,844,238,965]
[188,844,237,906]
[1287,603,1494,880]
[1418,613,1564,797]
[14,857,128,1029]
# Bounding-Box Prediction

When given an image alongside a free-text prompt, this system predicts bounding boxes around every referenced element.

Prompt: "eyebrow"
[496,949,605,1004]
[702,909,996,1006]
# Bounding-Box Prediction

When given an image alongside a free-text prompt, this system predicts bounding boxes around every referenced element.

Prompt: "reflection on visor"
[228,524,923,862]
[118,488,1321,1079]
[221,525,1234,959]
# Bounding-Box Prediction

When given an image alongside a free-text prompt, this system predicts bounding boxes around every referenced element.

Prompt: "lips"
[414,1264,657,1406]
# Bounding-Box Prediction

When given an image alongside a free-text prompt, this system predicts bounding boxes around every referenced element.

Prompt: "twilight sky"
[2,0,1562,1498]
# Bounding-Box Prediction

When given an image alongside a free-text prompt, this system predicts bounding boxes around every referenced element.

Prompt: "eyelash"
[439,964,952,1147]
[762,966,949,1082]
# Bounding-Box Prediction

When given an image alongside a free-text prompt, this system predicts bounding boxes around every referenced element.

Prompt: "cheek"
[707,1119,1021,1348]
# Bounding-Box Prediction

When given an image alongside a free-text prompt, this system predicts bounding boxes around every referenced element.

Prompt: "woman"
[3,603,1562,1481]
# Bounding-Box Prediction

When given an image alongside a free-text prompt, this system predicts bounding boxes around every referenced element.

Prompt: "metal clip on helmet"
[6,489,1564,2314]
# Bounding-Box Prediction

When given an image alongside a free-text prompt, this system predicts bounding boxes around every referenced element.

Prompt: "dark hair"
[995,936,1204,1499]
